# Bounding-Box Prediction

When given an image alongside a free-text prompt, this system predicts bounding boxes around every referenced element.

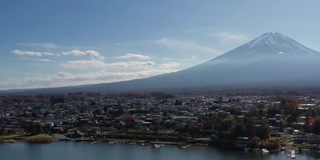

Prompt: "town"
[1,91,320,154]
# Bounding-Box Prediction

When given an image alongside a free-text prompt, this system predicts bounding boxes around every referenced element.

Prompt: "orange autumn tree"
[306,117,315,133]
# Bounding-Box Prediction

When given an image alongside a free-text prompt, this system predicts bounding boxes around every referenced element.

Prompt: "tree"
[93,108,104,115]
[27,122,43,135]
[0,126,6,135]
[32,112,38,118]
[242,117,256,137]
[227,106,237,115]
[234,123,247,138]
[202,120,214,130]
[256,123,270,140]
[268,105,281,117]
[68,92,87,101]
[125,115,135,128]
[117,107,124,115]
[306,117,315,133]
[152,120,160,134]
[314,118,320,134]
[279,120,285,132]
[174,100,183,105]
[279,96,299,124]
[50,95,64,106]
[217,116,235,140]
[248,136,261,148]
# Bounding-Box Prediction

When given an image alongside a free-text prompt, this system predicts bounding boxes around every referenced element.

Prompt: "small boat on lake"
[108,140,116,144]
[179,144,191,149]
[90,140,102,145]
[261,148,269,154]
[153,144,163,148]
[290,150,296,159]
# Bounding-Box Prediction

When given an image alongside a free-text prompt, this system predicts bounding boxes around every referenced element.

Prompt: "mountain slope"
[128,32,320,89]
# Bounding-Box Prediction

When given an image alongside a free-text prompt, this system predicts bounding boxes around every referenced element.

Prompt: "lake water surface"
[0,141,318,160]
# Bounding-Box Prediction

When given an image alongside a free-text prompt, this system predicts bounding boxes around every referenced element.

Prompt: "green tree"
[242,117,256,137]
[268,105,281,117]
[234,123,247,138]
[256,123,270,140]
[314,118,320,134]
[117,107,124,115]
[152,119,160,134]
[93,108,104,115]
[27,123,43,135]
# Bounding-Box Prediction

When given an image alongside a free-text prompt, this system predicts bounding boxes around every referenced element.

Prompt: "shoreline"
[3,134,320,157]
[0,133,210,146]
[3,133,314,155]
[55,135,210,147]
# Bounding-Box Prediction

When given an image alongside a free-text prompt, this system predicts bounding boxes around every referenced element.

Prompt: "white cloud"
[85,50,100,57]
[12,50,43,56]
[116,53,150,60]
[62,49,102,57]
[62,60,157,70]
[57,72,71,78]
[0,66,179,90]
[62,50,87,56]
[157,38,221,55]
[215,32,251,44]
[108,61,155,68]
[43,52,55,56]
[12,49,106,59]
[20,57,54,62]
[62,60,107,69]
[11,50,55,56]
[159,62,180,69]
[2,53,187,90]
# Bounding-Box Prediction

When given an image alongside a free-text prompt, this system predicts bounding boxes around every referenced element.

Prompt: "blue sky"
[1,0,320,90]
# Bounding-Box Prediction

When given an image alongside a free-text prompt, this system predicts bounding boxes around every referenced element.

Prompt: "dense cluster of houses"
[1,93,320,146]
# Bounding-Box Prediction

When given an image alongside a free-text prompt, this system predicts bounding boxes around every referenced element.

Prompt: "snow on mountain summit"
[247,32,315,54]
[248,32,289,48]
[214,32,320,60]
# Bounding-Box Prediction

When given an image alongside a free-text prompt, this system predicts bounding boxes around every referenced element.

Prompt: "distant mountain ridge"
[2,32,320,94]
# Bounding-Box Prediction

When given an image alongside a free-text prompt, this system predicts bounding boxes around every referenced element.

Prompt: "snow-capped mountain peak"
[214,32,320,60]
[248,32,289,48]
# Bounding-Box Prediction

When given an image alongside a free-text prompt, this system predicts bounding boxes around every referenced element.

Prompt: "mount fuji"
[3,32,320,94]
[66,32,320,93]
[104,32,320,91]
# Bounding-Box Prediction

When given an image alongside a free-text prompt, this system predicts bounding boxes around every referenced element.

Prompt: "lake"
[0,141,318,160]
